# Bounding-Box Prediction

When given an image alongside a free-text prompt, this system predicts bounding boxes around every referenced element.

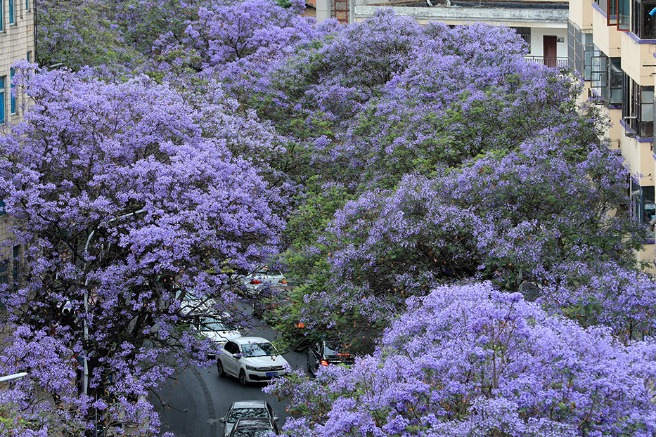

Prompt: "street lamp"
[0,372,27,383]
[81,209,145,396]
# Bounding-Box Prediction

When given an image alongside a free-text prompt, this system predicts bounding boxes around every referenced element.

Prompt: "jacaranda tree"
[0,65,285,434]
[267,282,656,436]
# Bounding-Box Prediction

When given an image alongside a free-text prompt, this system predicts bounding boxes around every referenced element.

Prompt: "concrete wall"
[353,4,568,26]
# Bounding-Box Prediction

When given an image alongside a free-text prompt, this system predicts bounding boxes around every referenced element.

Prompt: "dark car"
[306,339,354,377]
[227,417,278,437]
[220,400,278,437]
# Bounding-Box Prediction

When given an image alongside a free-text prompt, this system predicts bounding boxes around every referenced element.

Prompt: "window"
[26,51,31,63]
[10,68,15,115]
[608,58,623,106]
[632,0,656,38]
[595,0,618,25]
[25,0,28,11]
[9,0,15,25]
[0,0,4,31]
[0,76,5,124]
[632,181,655,227]
[512,27,531,48]
[583,37,598,81]
[591,54,608,99]
[623,77,654,137]
[618,0,631,30]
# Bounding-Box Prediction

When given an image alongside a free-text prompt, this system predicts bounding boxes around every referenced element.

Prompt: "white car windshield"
[201,318,236,332]
[241,342,276,358]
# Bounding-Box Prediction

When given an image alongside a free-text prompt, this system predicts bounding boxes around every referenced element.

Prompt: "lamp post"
[0,372,27,383]
[81,209,145,396]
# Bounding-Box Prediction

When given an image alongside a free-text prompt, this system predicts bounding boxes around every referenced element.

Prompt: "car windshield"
[201,318,236,332]
[231,427,275,437]
[241,342,276,358]
[227,407,270,423]
[324,341,349,358]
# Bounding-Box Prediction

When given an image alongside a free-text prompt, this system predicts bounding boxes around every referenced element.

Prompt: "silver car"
[220,400,279,437]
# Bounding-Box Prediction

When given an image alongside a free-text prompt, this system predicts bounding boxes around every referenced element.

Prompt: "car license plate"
[266,372,278,377]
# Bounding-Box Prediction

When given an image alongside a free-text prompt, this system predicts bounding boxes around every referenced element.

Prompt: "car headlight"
[245,365,258,371]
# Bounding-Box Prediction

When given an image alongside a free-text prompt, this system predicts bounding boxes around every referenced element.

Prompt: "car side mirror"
[273,416,279,422]
[220,417,226,423]
[233,353,242,359]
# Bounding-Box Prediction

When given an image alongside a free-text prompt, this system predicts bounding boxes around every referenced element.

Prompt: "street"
[152,315,307,436]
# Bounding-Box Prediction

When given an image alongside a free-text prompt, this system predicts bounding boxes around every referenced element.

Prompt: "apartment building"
[0,0,33,124]
[310,0,568,71]
[569,0,656,267]
[0,0,34,286]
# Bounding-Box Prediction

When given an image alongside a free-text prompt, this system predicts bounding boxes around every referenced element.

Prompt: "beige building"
[569,0,656,267]
[0,0,34,286]
[0,0,34,124]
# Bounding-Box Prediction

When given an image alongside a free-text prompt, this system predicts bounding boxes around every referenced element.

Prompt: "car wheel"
[238,369,248,386]
[217,360,226,377]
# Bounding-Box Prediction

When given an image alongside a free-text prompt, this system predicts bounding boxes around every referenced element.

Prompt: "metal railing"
[524,56,568,68]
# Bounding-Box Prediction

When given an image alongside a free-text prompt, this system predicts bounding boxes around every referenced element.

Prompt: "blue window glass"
[0,77,5,124]
[10,68,15,115]
[8,0,14,24]
[0,0,4,31]
[25,0,28,11]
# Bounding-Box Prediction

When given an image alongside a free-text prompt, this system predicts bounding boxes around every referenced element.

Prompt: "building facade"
[309,0,569,71]
[0,0,34,286]
[569,0,656,267]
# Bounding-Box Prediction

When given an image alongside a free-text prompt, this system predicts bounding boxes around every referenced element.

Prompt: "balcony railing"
[524,56,568,68]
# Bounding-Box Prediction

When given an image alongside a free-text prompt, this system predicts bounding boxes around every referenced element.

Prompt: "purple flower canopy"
[267,282,656,436]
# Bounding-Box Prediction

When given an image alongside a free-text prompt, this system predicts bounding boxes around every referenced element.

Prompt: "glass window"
[609,58,623,106]
[584,38,598,82]
[512,27,531,48]
[241,342,275,357]
[26,51,31,62]
[0,0,4,32]
[591,54,608,99]
[10,68,15,115]
[622,78,654,137]
[9,0,15,25]
[632,0,656,38]
[618,0,631,30]
[632,181,655,225]
[25,0,28,11]
[0,76,5,124]
[610,0,618,25]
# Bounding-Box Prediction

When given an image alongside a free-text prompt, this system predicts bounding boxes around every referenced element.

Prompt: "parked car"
[178,289,218,317]
[227,417,278,436]
[241,267,288,296]
[217,336,290,385]
[193,315,241,358]
[307,338,354,377]
[220,400,279,437]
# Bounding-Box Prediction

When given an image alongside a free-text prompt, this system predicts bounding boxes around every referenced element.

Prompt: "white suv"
[217,337,289,385]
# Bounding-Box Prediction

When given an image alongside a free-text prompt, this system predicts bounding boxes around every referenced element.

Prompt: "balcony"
[524,56,568,68]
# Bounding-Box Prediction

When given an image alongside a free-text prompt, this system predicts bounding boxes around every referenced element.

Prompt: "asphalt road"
[152,318,307,437]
